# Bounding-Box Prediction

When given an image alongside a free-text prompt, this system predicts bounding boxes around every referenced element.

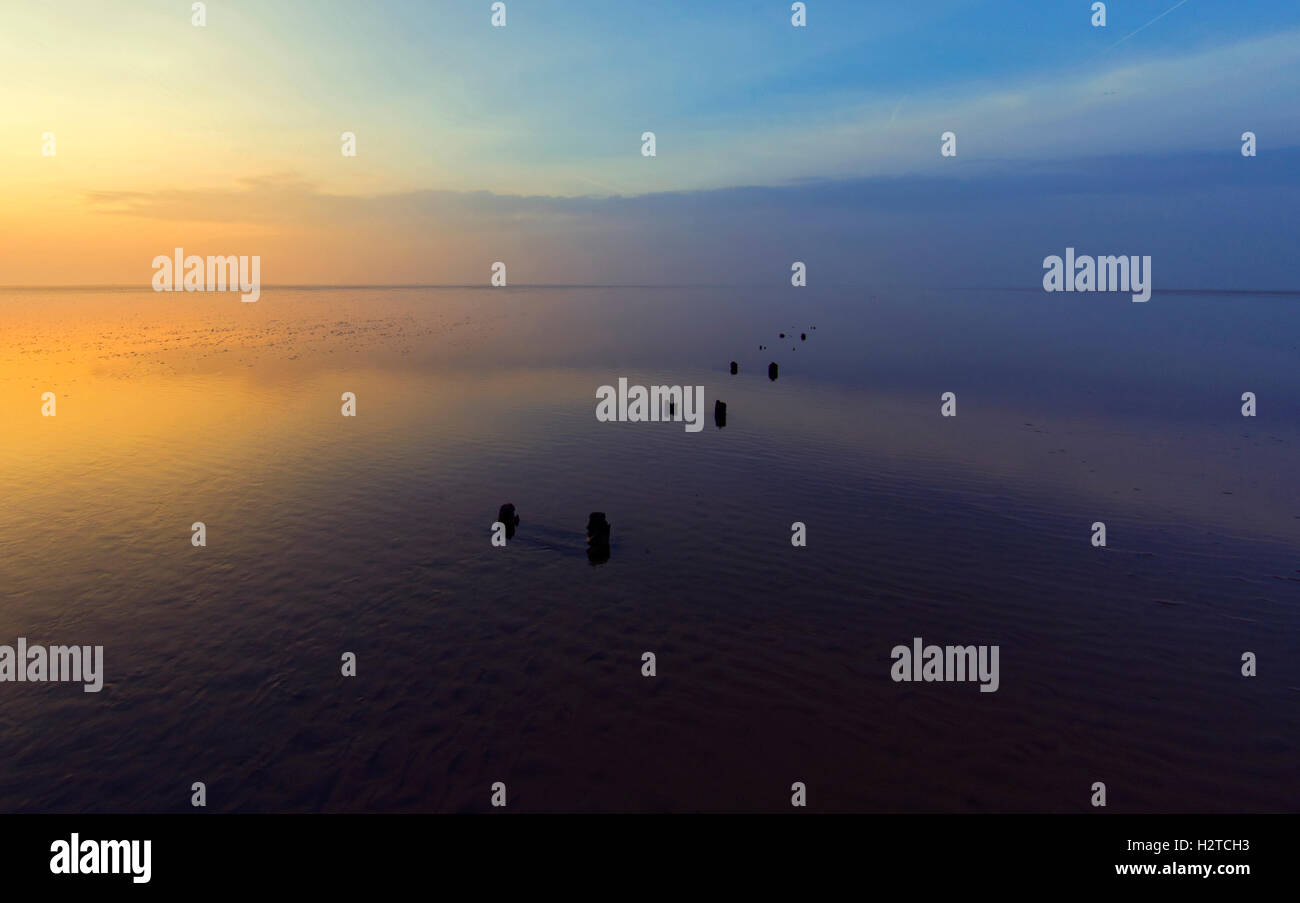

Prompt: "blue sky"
[3,1,1296,285]
[246,0,1300,194]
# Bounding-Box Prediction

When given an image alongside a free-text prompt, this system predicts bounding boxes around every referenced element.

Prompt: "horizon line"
[1,283,1299,296]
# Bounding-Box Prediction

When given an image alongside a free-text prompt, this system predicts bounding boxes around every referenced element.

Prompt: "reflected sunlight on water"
[0,286,1296,811]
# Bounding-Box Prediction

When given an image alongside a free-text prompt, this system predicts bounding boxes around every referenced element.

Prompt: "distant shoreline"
[2,284,1299,295]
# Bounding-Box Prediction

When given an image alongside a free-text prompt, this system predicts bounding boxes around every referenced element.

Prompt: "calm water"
[0,285,1296,812]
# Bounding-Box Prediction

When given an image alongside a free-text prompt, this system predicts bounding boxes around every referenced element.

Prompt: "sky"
[1,0,1297,286]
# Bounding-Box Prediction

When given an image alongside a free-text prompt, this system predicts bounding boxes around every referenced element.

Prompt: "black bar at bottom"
[0,814,1281,890]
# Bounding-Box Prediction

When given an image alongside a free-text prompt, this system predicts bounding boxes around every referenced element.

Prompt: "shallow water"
[0,285,1296,812]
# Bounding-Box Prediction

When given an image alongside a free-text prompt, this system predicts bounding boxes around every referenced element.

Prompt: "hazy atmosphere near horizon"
[1,0,1297,816]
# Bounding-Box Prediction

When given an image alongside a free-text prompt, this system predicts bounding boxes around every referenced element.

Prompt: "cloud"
[69,146,1300,289]
[734,29,1300,185]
